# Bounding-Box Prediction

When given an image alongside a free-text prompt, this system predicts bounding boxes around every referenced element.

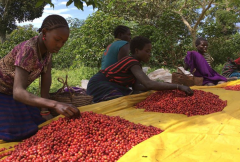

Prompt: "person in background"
[222,57,240,79]
[0,14,80,141]
[87,36,193,103]
[184,37,228,86]
[101,25,131,70]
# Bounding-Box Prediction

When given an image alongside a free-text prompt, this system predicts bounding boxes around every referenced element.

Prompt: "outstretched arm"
[130,65,193,95]
[13,66,80,118]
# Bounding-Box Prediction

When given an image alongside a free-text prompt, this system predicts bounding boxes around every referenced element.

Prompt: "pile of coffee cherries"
[0,112,163,162]
[225,84,240,91]
[135,90,227,116]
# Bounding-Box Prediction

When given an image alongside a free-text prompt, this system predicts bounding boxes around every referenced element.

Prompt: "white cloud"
[44,8,70,14]
[60,2,67,5]
[44,5,51,9]
[83,3,87,7]
[17,11,72,28]
[52,0,58,3]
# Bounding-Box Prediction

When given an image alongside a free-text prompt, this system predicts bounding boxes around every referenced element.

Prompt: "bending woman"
[0,15,80,141]
[87,36,193,103]
[184,37,227,86]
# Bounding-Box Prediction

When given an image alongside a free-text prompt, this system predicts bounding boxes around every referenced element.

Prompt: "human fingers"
[68,105,80,117]
[186,87,194,96]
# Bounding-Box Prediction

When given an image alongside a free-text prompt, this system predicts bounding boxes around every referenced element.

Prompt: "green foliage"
[0,25,38,59]
[36,0,102,10]
[0,0,45,43]
[136,10,192,68]
[213,64,225,75]
[52,18,85,69]
[200,9,239,37]
[67,11,137,68]
[207,33,240,66]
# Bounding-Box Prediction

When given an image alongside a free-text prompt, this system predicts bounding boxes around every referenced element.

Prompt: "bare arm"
[40,60,52,112]
[118,44,130,60]
[130,65,193,95]
[132,79,148,91]
[13,66,80,118]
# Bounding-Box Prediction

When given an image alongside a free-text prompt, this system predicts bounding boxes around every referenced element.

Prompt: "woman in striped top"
[87,36,193,103]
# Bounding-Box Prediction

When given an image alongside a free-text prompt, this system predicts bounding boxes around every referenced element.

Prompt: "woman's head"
[38,14,70,53]
[130,36,152,63]
[114,25,131,42]
[195,37,208,54]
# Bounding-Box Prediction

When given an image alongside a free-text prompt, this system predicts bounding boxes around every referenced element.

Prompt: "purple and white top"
[0,36,52,95]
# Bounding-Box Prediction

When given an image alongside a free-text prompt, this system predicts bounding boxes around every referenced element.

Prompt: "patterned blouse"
[0,36,52,95]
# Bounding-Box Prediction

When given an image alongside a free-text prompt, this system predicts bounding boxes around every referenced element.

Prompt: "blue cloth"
[101,40,128,70]
[184,51,227,85]
[0,93,45,141]
[87,72,132,103]
[229,72,240,79]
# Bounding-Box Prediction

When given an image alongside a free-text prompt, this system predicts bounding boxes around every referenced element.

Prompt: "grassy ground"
[27,67,99,95]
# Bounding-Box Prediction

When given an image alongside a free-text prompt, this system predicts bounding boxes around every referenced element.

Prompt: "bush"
[0,25,38,59]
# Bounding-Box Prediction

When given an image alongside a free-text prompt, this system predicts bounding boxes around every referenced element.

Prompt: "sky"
[17,0,96,28]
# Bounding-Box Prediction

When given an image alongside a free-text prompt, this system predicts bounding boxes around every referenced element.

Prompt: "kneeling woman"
[87,36,193,103]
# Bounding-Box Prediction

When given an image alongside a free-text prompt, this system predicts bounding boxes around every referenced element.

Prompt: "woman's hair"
[37,14,69,33]
[130,36,151,54]
[195,37,207,46]
[114,25,130,38]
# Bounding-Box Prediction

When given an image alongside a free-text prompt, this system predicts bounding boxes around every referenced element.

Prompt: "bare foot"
[218,81,226,84]
[227,77,238,81]
[204,83,215,86]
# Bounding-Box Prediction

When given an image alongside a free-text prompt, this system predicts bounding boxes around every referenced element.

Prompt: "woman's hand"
[54,102,80,118]
[179,85,194,96]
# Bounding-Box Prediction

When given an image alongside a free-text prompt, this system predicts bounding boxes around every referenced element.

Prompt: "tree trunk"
[191,30,197,48]
[0,30,7,43]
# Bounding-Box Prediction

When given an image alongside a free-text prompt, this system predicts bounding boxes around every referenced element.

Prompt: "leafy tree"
[66,17,85,29]
[67,11,137,68]
[99,0,240,47]
[52,18,85,69]
[36,0,103,10]
[136,10,192,67]
[0,25,38,58]
[0,0,45,43]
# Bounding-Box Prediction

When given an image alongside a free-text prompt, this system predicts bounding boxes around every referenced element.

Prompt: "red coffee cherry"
[0,112,163,162]
[135,90,227,117]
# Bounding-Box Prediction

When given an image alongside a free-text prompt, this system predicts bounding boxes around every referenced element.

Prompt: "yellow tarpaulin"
[1,80,240,161]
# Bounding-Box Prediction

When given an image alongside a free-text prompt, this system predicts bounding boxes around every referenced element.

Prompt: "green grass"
[27,66,100,95]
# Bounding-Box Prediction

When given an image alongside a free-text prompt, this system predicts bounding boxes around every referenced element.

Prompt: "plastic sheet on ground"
[1,80,240,161]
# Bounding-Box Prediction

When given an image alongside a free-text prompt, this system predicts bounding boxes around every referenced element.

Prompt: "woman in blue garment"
[101,25,131,70]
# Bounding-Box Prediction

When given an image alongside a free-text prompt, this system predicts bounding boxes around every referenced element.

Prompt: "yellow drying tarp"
[1,80,240,162]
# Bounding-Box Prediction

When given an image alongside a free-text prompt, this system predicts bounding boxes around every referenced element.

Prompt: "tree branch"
[193,0,214,31]
[179,0,187,12]
[174,11,192,32]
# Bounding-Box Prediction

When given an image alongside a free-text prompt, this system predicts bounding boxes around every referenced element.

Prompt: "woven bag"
[172,68,203,86]
[49,75,93,116]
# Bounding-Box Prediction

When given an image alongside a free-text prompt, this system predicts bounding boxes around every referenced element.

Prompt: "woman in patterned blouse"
[0,15,80,141]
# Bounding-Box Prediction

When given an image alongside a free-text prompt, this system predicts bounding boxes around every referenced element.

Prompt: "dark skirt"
[0,93,45,141]
[87,72,132,103]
